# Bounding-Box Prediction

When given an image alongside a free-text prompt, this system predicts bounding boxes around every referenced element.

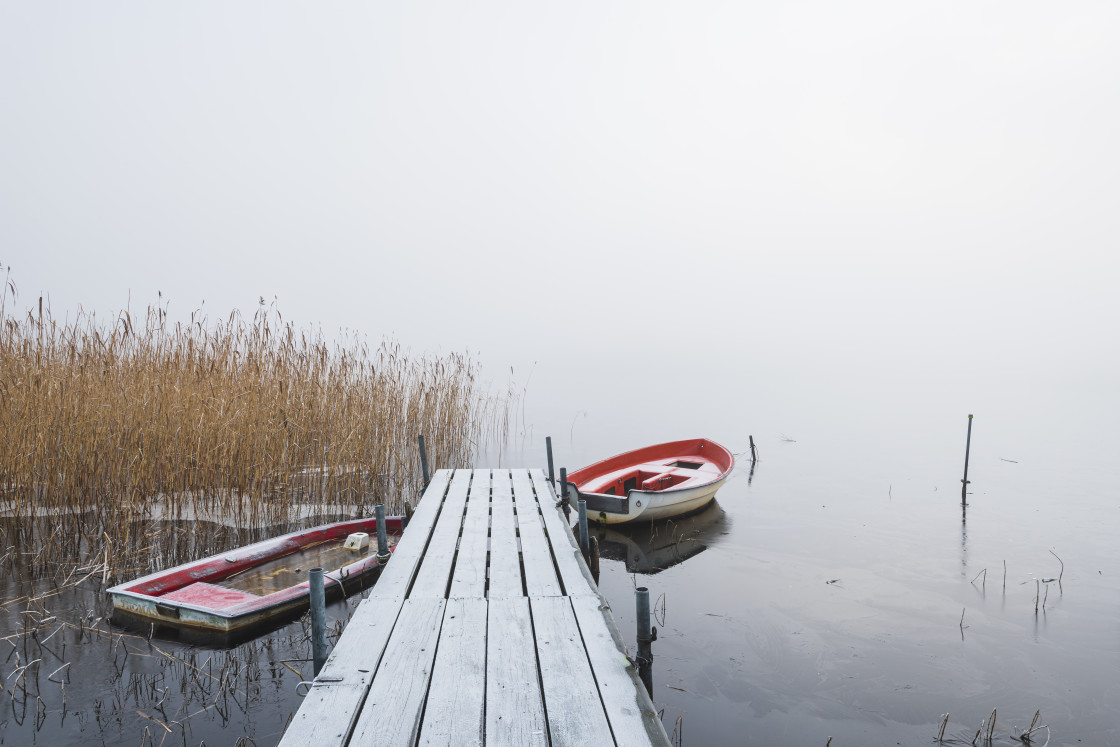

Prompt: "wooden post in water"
[375,504,391,562]
[559,467,571,521]
[577,499,590,558]
[749,435,758,464]
[589,535,600,585]
[546,436,555,484]
[309,568,328,676]
[961,414,973,505]
[417,434,430,488]
[636,587,654,696]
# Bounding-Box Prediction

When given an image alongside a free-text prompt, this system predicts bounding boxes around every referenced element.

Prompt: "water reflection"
[590,500,730,574]
[960,502,968,579]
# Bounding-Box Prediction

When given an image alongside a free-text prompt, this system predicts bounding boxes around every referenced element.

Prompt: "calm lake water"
[3,383,1117,746]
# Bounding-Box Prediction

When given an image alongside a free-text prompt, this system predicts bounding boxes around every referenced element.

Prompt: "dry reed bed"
[0,281,509,577]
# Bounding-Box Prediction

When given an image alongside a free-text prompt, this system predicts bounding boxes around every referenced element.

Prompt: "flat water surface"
[568,432,1120,746]
[2,415,1117,746]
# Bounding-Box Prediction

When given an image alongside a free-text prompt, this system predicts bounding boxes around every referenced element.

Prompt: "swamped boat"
[108,515,402,633]
[567,438,734,524]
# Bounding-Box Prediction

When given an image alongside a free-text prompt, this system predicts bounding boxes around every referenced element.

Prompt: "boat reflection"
[590,500,730,574]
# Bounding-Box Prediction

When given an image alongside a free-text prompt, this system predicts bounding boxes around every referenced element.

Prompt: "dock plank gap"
[280,468,670,747]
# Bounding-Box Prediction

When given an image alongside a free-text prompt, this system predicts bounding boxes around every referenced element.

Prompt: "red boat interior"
[570,439,733,497]
[117,516,403,611]
[579,460,721,496]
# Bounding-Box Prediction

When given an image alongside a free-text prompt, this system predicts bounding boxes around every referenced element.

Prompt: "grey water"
[1,380,1117,747]
[500,376,1120,746]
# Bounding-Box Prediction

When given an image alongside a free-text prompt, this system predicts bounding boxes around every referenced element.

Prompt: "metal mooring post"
[417,434,430,488]
[559,467,571,521]
[961,414,973,506]
[375,504,391,562]
[545,436,555,484]
[636,587,654,696]
[577,499,590,558]
[309,568,328,676]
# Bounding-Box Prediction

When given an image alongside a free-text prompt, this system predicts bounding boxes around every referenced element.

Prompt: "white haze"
[2,2,1118,463]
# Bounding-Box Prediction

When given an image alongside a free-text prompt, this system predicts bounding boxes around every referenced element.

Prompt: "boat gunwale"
[569,438,735,499]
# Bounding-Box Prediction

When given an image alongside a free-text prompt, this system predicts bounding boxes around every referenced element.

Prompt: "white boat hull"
[587,471,730,525]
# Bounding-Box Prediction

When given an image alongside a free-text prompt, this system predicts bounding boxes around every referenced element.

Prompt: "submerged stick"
[1049,549,1064,589]
[1020,709,1047,741]
[936,712,949,742]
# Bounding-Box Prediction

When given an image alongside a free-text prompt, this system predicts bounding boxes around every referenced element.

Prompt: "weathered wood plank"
[368,469,453,601]
[419,597,488,745]
[314,592,407,678]
[349,597,446,746]
[514,469,563,596]
[570,595,671,747]
[450,469,490,597]
[485,597,548,747]
[279,682,371,746]
[530,595,615,747]
[529,469,596,596]
[487,469,522,598]
[410,469,472,598]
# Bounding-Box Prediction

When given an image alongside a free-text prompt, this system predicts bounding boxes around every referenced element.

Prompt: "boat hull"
[108,516,401,633]
[569,438,734,525]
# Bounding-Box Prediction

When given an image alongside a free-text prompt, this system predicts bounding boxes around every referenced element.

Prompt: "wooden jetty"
[279,468,670,747]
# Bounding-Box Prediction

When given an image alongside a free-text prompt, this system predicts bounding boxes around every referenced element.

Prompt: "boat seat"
[641,470,693,491]
[160,582,261,610]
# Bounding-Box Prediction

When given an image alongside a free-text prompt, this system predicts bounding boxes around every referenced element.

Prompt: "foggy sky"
[3,2,1118,454]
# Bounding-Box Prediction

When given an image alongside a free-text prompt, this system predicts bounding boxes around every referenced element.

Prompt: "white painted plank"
[449,469,490,597]
[530,595,615,747]
[420,597,488,746]
[529,469,596,595]
[570,595,671,747]
[369,469,453,600]
[315,593,405,679]
[410,469,472,598]
[485,597,548,747]
[487,469,522,598]
[279,682,371,746]
[349,597,447,747]
[514,469,563,596]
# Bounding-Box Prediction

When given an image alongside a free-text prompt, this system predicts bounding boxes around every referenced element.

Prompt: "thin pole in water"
[375,504,391,562]
[961,414,973,505]
[309,568,328,676]
[577,499,589,558]
[417,434,430,488]
[545,436,555,484]
[559,467,571,521]
[636,587,654,696]
[749,435,758,464]
[589,535,600,585]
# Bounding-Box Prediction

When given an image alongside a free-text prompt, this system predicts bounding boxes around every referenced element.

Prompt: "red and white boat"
[567,438,734,524]
[109,516,402,633]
